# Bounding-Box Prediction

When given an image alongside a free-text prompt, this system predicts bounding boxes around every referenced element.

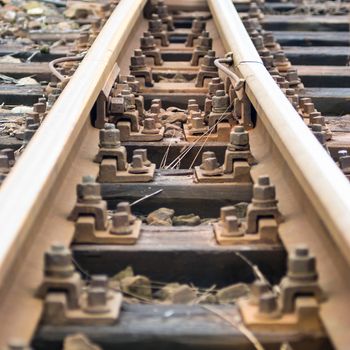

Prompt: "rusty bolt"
[151,103,161,115]
[224,215,242,236]
[299,97,311,109]
[33,102,46,114]
[286,68,301,86]
[121,88,136,109]
[117,201,136,224]
[303,102,315,115]
[253,175,276,202]
[190,111,201,120]
[268,67,280,76]
[201,50,217,70]
[130,49,146,68]
[77,175,102,204]
[91,275,108,289]
[142,117,159,134]
[208,77,224,96]
[25,115,36,126]
[249,2,260,18]
[201,151,216,166]
[262,31,276,48]
[259,292,278,315]
[140,31,156,50]
[274,51,288,64]
[125,75,141,93]
[191,18,205,34]
[152,98,162,109]
[197,31,212,50]
[44,243,75,278]
[309,111,321,123]
[85,286,109,314]
[128,154,148,174]
[311,115,325,127]
[202,157,220,171]
[259,48,273,68]
[220,206,237,222]
[133,149,151,167]
[230,126,249,148]
[212,90,229,112]
[100,123,121,149]
[287,245,317,281]
[191,117,205,129]
[188,102,199,113]
[149,14,163,33]
[242,18,254,33]
[252,35,264,50]
[310,124,326,146]
[110,212,133,235]
[157,0,169,18]
[285,88,295,97]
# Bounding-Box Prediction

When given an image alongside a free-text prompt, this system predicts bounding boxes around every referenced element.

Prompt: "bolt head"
[230,126,249,146]
[44,243,74,278]
[220,206,236,221]
[287,245,317,281]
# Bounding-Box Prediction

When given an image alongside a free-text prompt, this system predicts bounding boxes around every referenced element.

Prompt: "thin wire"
[49,54,85,81]
[170,101,234,170]
[130,189,163,207]
[233,251,271,287]
[188,102,234,169]
[160,129,175,169]
[202,305,265,350]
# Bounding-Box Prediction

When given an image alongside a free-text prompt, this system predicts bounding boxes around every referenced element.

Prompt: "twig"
[130,189,163,207]
[202,305,265,350]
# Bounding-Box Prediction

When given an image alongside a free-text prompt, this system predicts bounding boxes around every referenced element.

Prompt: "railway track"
[0,0,349,349]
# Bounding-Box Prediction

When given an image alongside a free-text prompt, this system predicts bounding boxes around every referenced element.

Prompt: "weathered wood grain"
[34,304,331,350]
[262,15,350,31]
[296,65,350,87]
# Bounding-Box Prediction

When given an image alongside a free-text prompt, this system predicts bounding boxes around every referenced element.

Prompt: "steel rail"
[208,0,350,271]
[208,0,350,348]
[0,0,147,291]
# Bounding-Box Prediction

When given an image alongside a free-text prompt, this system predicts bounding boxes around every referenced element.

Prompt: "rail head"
[208,0,350,347]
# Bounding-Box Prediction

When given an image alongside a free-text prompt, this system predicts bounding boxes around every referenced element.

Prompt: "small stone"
[0,55,21,63]
[200,218,219,225]
[121,275,152,300]
[11,106,32,114]
[234,202,249,218]
[157,283,196,304]
[165,123,182,131]
[161,111,187,124]
[147,207,175,226]
[216,283,250,304]
[63,333,102,350]
[17,77,40,86]
[164,129,184,139]
[111,266,134,282]
[172,214,201,226]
